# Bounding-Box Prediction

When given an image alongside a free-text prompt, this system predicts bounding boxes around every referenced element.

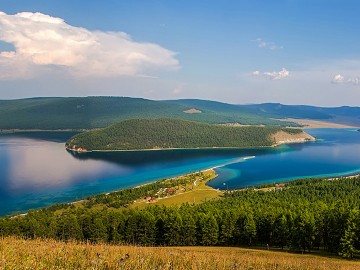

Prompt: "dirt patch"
[183,108,202,114]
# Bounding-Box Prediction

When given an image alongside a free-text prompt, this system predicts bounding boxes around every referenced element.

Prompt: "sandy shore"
[278,118,358,129]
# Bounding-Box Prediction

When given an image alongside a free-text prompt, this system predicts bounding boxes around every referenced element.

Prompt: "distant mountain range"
[0,97,359,130]
[168,99,360,126]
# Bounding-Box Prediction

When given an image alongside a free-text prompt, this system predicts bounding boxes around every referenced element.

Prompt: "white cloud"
[331,74,345,84]
[0,11,179,79]
[348,77,360,85]
[252,68,289,80]
[331,74,359,85]
[252,38,283,50]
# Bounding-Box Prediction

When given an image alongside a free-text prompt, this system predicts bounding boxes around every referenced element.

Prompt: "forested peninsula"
[65,118,314,151]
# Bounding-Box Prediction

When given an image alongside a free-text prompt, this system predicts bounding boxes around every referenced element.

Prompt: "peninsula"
[65,118,315,152]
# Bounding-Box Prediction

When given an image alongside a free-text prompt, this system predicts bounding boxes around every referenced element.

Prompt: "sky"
[0,0,359,106]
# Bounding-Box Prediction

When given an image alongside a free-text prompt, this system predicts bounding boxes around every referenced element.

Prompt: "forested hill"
[1,175,360,259]
[0,97,292,130]
[65,118,312,151]
[1,97,359,130]
[169,99,360,126]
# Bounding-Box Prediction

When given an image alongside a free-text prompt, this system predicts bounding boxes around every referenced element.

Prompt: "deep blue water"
[0,128,359,216]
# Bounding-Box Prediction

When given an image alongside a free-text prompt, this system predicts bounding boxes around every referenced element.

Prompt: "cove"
[0,128,359,216]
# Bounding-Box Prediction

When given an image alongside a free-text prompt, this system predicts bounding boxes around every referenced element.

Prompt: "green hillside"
[1,175,360,259]
[0,97,359,130]
[169,99,360,126]
[0,97,292,130]
[65,118,303,151]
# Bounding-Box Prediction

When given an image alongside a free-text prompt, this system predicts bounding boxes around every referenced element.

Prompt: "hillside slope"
[0,97,291,130]
[2,237,358,270]
[169,99,360,126]
[65,118,313,151]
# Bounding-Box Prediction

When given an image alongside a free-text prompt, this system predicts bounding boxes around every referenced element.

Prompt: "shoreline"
[73,168,220,207]
[8,167,360,218]
[66,138,316,153]
[276,118,359,129]
[0,128,92,133]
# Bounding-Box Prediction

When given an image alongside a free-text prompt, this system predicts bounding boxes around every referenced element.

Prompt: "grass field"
[131,169,222,209]
[1,237,358,270]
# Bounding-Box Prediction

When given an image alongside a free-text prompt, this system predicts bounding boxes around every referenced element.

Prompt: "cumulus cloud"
[331,74,359,85]
[331,74,345,84]
[0,11,179,79]
[252,38,283,50]
[252,68,289,80]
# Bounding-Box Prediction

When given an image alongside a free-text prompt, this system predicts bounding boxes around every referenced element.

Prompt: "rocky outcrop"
[271,130,316,146]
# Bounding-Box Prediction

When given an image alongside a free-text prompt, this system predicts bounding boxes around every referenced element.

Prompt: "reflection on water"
[0,132,281,215]
[2,136,128,193]
[68,147,287,167]
[0,128,360,216]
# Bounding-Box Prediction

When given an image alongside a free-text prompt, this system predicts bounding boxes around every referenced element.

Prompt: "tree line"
[66,118,301,151]
[0,176,359,259]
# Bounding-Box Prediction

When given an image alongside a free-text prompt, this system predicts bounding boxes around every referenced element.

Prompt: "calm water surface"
[0,128,359,216]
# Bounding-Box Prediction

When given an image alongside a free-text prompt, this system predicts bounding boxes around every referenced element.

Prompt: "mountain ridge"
[0,96,359,130]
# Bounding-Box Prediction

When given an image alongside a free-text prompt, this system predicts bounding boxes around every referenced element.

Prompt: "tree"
[124,211,139,245]
[181,212,197,246]
[137,211,156,246]
[218,210,236,246]
[291,211,316,252]
[56,212,83,241]
[272,214,290,249]
[164,208,183,246]
[107,211,124,244]
[234,212,257,246]
[339,209,359,259]
[198,214,218,246]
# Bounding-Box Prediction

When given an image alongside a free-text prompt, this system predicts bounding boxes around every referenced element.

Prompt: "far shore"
[0,128,93,133]
[66,141,307,153]
[277,118,359,129]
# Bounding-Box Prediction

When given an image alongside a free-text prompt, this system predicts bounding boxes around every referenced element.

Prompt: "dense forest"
[66,118,306,151]
[1,97,359,130]
[1,176,359,259]
[0,97,294,130]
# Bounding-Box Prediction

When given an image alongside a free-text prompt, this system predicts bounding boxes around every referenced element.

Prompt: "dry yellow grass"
[1,237,359,270]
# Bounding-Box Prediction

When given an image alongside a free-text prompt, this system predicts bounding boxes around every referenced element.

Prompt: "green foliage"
[0,97,293,130]
[1,176,360,259]
[82,171,210,209]
[66,118,299,150]
[339,209,360,259]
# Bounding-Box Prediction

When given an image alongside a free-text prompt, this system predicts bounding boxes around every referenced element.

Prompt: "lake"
[0,128,359,216]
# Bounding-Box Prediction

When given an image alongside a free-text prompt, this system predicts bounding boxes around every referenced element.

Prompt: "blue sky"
[0,0,359,106]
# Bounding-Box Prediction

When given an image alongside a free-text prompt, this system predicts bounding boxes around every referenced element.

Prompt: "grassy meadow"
[1,237,359,270]
[131,169,222,209]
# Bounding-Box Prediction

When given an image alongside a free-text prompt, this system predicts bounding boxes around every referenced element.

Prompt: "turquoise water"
[0,128,359,216]
[210,129,360,189]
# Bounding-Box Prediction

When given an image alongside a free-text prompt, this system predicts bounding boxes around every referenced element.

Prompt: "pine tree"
[164,209,183,246]
[218,210,236,246]
[137,211,156,246]
[181,213,197,246]
[199,214,218,246]
[273,214,290,249]
[339,209,359,259]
